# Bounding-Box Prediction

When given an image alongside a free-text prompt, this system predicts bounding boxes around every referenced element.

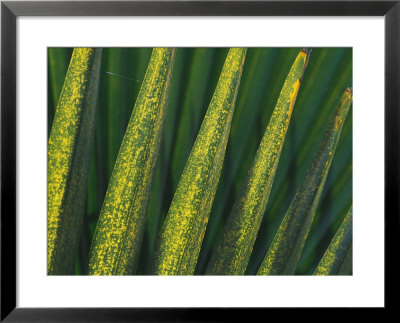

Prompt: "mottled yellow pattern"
[48,48,102,274]
[206,50,310,275]
[151,48,247,275]
[314,206,352,275]
[88,48,175,275]
[257,88,353,275]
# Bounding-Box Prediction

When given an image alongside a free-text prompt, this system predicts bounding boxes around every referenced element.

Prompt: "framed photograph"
[1,0,397,320]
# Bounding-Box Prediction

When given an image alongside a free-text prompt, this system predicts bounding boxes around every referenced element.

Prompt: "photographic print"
[47,47,352,276]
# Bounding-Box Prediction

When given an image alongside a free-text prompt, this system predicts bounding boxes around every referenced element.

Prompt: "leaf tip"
[300,48,312,81]
[343,87,353,106]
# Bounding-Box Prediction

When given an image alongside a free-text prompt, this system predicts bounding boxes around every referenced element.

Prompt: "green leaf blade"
[314,206,352,275]
[104,48,130,179]
[139,48,188,274]
[206,49,310,275]
[171,48,216,189]
[151,48,247,275]
[48,48,102,275]
[257,88,353,275]
[88,48,176,275]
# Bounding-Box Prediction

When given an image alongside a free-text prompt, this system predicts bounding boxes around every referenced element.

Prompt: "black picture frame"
[1,0,398,321]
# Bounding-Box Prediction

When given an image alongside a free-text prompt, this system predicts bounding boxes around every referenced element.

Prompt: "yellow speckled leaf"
[88,48,175,275]
[206,49,310,275]
[314,206,352,275]
[48,48,102,275]
[151,48,247,275]
[257,88,353,275]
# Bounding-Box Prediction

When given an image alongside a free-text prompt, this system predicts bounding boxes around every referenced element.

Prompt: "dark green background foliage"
[48,48,352,275]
